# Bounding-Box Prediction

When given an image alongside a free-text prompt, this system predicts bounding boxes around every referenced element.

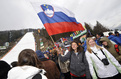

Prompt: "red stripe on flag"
[44,22,84,36]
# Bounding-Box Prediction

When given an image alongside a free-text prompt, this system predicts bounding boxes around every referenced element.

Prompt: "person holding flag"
[56,40,91,79]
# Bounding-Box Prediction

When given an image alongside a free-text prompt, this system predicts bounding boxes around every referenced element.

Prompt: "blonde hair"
[86,37,103,53]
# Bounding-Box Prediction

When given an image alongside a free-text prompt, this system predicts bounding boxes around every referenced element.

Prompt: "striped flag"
[32,3,84,36]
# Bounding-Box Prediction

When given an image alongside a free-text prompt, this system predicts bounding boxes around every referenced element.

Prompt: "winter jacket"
[100,37,121,63]
[115,34,121,38]
[95,37,103,46]
[59,51,91,79]
[108,35,117,43]
[86,46,121,79]
[0,60,11,79]
[7,65,47,79]
[36,50,60,79]
[40,58,60,79]
[83,40,87,52]
[108,35,121,46]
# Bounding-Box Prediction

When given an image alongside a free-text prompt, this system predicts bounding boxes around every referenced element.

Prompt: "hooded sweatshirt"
[7,65,47,79]
[100,37,121,63]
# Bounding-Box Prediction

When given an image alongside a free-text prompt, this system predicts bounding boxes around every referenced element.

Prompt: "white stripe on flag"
[31,3,75,17]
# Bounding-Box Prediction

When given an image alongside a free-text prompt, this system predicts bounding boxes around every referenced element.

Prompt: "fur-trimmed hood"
[100,37,113,47]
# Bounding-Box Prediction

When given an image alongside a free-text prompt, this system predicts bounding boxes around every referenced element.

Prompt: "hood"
[7,66,46,79]
[100,37,113,47]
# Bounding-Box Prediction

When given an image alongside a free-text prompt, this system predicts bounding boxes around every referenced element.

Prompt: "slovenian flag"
[32,3,84,36]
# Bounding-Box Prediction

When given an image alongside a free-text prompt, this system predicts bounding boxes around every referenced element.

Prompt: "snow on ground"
[0,32,36,65]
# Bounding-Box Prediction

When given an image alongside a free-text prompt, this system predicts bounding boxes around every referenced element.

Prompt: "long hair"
[18,49,43,68]
[86,37,102,53]
[69,40,84,52]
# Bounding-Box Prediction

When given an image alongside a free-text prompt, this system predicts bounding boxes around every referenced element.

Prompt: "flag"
[32,3,84,36]
[62,37,67,42]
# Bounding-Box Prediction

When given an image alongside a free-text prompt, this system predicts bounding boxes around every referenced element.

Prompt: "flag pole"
[50,35,55,45]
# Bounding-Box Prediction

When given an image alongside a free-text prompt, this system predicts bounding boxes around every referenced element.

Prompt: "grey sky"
[0,0,121,31]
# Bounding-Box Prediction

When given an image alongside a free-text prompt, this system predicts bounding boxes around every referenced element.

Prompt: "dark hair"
[97,32,104,37]
[18,49,43,68]
[52,50,58,56]
[86,32,93,38]
[69,40,84,52]
[11,61,18,67]
[108,32,113,36]
[0,60,11,79]
[115,31,119,34]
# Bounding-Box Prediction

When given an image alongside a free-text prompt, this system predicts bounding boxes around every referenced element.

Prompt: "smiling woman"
[86,37,121,79]
[56,40,91,79]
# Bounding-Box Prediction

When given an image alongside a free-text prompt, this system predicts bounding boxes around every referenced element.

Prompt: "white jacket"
[7,65,47,79]
[85,46,121,79]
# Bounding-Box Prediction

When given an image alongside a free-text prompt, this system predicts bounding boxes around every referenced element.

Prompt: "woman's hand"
[56,47,63,55]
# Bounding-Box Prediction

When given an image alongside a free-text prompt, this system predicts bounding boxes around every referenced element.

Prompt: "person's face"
[72,42,78,50]
[96,34,100,39]
[116,33,119,36]
[102,41,108,46]
[88,39,95,47]
[112,34,115,35]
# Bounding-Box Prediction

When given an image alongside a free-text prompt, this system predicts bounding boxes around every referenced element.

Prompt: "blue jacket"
[116,34,121,40]
[95,37,102,46]
[108,35,117,43]
[109,35,121,46]
[83,40,87,52]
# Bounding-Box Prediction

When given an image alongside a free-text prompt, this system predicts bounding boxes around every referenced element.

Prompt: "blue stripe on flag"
[38,12,79,24]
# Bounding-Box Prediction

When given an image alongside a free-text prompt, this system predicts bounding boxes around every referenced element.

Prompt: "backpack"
[114,44,120,55]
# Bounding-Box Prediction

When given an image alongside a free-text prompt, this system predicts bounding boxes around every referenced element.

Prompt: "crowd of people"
[0,31,121,79]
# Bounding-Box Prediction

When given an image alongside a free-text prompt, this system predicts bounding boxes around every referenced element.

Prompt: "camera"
[101,58,109,66]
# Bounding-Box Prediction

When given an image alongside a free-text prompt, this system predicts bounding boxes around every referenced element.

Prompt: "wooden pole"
[49,35,55,45]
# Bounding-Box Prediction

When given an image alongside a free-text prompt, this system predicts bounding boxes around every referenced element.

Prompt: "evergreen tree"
[93,21,110,35]
[84,22,94,35]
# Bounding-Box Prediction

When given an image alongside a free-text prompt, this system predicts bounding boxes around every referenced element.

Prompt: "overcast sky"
[0,0,121,31]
